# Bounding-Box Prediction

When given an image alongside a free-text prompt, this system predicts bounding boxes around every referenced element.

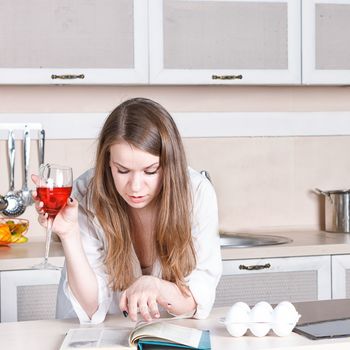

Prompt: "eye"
[117,169,129,174]
[145,169,158,175]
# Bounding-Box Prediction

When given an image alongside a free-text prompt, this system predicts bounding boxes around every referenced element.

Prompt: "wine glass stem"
[44,216,53,265]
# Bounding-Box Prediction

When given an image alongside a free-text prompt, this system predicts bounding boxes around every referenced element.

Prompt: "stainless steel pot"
[315,188,350,233]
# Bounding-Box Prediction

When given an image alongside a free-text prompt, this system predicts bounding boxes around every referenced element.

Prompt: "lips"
[128,195,146,203]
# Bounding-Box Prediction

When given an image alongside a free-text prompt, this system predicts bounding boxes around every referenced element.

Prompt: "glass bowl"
[0,217,29,245]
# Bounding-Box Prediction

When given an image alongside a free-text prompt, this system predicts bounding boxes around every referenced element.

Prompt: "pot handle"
[315,188,330,197]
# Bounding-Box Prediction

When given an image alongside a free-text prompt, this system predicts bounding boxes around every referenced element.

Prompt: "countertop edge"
[2,231,350,269]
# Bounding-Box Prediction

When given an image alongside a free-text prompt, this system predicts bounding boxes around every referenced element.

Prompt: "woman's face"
[109,140,163,210]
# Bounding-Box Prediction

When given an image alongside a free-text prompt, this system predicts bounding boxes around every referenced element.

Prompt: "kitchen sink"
[220,232,292,248]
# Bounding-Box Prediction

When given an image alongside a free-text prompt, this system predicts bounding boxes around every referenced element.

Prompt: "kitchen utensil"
[0,196,8,211]
[315,188,350,233]
[19,127,33,207]
[2,130,25,217]
[0,145,7,211]
[38,128,45,168]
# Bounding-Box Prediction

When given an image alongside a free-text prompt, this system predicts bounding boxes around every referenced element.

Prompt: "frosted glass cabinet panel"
[149,0,301,84]
[302,0,350,84]
[0,0,148,84]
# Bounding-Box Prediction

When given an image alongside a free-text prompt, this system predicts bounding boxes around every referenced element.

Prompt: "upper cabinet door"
[149,0,301,85]
[302,0,350,84]
[0,0,148,84]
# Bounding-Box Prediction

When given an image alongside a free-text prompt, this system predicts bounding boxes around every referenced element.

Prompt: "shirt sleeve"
[58,170,114,324]
[61,205,113,324]
[186,173,222,319]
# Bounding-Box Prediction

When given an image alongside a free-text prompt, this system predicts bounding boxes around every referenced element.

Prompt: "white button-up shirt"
[56,167,222,324]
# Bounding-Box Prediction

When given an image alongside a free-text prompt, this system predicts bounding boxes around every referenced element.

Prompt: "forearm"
[158,278,197,316]
[61,229,99,318]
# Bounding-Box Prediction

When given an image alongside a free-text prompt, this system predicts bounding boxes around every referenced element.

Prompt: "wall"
[0,85,350,237]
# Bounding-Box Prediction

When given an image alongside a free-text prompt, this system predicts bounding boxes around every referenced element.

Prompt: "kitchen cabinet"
[332,254,350,299]
[214,256,331,307]
[149,0,301,84]
[0,0,148,84]
[0,253,347,322]
[0,269,61,322]
[1,1,350,85]
[302,0,350,84]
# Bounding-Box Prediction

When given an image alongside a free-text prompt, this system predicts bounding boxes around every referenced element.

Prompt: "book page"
[60,315,201,349]
[60,328,131,349]
[132,312,192,334]
[129,322,203,348]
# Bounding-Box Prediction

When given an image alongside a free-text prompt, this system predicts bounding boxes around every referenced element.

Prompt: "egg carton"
[221,301,301,337]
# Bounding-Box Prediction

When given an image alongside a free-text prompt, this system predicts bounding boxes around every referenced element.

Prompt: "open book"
[60,317,211,350]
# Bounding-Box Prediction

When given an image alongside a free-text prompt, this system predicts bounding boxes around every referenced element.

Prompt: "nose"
[129,172,142,193]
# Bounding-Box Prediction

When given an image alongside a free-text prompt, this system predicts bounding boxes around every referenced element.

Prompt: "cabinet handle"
[212,74,243,80]
[51,74,85,80]
[239,263,271,271]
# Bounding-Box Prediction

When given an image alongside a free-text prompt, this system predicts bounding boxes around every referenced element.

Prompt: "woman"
[35,97,222,324]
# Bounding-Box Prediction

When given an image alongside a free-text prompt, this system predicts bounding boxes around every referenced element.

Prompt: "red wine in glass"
[33,164,73,270]
[37,186,72,218]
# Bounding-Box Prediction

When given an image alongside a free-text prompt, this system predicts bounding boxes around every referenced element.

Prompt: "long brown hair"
[89,98,196,291]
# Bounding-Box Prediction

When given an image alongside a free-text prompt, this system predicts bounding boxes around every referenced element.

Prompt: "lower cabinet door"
[215,256,331,307]
[0,269,61,322]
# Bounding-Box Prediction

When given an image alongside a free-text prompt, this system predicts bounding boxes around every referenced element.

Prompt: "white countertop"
[0,236,64,270]
[1,231,350,270]
[221,230,350,260]
[1,301,350,350]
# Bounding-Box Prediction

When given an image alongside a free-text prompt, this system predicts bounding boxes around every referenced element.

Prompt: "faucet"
[200,170,212,183]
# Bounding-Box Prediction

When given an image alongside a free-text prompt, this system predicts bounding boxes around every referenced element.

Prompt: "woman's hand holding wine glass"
[34,188,78,240]
[32,164,75,269]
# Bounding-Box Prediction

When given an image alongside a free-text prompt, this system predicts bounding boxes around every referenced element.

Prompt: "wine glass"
[33,164,73,270]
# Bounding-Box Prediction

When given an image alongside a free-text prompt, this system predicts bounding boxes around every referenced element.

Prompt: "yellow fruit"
[12,223,28,235]
[6,220,16,232]
[10,234,28,243]
[0,224,12,242]
[17,236,28,243]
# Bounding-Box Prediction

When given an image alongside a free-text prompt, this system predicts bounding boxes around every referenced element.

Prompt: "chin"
[126,201,149,209]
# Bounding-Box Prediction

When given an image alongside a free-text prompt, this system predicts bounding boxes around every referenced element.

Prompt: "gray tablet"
[294,318,350,340]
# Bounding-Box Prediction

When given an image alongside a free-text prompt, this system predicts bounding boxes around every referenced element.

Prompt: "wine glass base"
[32,261,61,270]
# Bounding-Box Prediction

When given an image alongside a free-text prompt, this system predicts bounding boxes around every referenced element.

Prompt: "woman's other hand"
[119,276,170,322]
[119,276,197,322]
[31,174,79,240]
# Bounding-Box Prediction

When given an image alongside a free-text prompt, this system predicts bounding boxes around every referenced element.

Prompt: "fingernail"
[123,311,128,317]
[69,197,73,203]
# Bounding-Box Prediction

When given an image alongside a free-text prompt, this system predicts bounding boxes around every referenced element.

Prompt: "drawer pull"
[212,74,243,80]
[51,74,85,80]
[239,263,271,271]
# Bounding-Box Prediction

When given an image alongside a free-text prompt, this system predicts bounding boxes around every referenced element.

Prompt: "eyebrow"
[113,161,159,170]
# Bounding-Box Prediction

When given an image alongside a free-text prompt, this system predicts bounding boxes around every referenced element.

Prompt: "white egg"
[272,301,301,337]
[249,301,273,337]
[225,302,250,337]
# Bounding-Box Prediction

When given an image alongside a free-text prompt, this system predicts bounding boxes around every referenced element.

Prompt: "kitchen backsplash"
[1,135,350,237]
[1,84,350,236]
[185,136,350,233]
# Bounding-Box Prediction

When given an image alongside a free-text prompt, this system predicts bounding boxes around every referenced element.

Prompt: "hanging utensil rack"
[0,123,45,215]
[0,123,43,139]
